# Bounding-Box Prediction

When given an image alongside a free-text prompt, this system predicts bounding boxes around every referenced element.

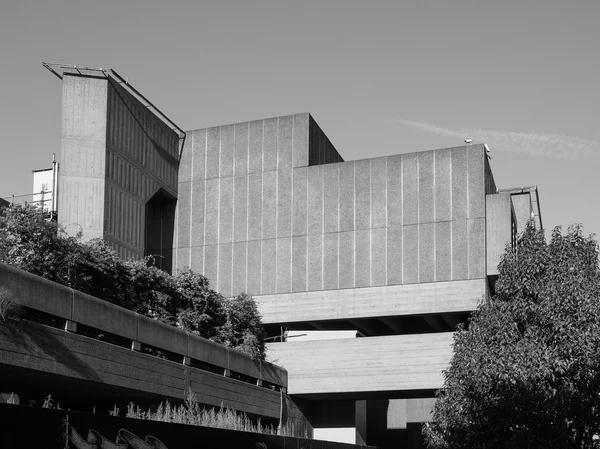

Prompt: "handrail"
[0,262,286,388]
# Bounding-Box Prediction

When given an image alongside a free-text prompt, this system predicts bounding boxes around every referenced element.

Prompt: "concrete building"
[46,64,542,448]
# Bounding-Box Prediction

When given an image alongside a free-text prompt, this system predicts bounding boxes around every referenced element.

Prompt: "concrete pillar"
[355,399,368,445]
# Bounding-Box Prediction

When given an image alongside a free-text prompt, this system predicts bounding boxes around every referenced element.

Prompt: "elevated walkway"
[0,262,309,433]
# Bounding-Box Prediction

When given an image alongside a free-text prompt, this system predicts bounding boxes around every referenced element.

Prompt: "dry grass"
[119,389,307,438]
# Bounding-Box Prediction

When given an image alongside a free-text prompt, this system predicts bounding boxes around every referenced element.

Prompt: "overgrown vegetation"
[424,224,600,449]
[0,205,265,359]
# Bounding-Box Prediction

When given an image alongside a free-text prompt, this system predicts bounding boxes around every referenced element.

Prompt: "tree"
[424,224,600,449]
[0,205,267,359]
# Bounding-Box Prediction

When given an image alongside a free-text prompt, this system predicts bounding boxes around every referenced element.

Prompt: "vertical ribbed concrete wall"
[176,113,494,298]
[58,73,180,261]
[175,113,345,297]
[104,80,179,259]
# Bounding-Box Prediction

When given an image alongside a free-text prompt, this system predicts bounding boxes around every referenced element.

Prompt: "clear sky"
[1,0,599,240]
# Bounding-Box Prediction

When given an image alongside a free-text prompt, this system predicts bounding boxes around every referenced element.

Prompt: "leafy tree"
[424,224,600,449]
[217,293,266,359]
[0,205,266,359]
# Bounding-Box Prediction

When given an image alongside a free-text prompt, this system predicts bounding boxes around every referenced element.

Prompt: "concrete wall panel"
[451,147,467,220]
[372,228,387,286]
[262,171,277,239]
[355,229,371,288]
[418,151,434,224]
[206,127,220,179]
[247,240,261,296]
[232,241,247,296]
[339,231,355,289]
[233,175,248,242]
[323,163,339,233]
[204,244,219,292]
[323,233,339,290]
[468,146,485,219]
[179,134,193,183]
[263,118,278,172]
[371,157,387,229]
[248,120,263,174]
[452,219,468,280]
[278,115,293,170]
[219,177,234,244]
[247,173,262,241]
[293,113,309,168]
[468,217,486,279]
[403,225,419,284]
[176,181,192,249]
[339,162,355,232]
[486,193,513,276]
[220,124,235,178]
[387,154,402,226]
[205,178,219,245]
[277,169,292,238]
[355,160,371,230]
[234,122,248,176]
[218,242,233,297]
[419,222,435,283]
[434,149,451,221]
[292,167,307,236]
[261,238,277,295]
[387,225,402,285]
[190,180,205,247]
[292,235,307,293]
[307,234,323,291]
[435,221,452,282]
[307,166,323,235]
[277,237,292,293]
[175,247,190,271]
[191,129,206,181]
[190,246,204,274]
[402,153,418,225]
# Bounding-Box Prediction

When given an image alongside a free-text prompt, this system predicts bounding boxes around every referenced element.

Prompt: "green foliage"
[0,205,266,359]
[424,224,600,449]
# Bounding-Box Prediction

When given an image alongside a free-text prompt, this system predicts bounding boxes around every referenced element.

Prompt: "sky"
[1,0,598,239]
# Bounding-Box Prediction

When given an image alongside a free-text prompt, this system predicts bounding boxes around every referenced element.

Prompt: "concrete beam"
[257,279,486,326]
[266,333,453,396]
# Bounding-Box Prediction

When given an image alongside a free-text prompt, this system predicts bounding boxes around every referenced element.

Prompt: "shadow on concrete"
[0,319,102,384]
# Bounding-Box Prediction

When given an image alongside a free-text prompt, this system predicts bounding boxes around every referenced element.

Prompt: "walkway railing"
[0,262,287,390]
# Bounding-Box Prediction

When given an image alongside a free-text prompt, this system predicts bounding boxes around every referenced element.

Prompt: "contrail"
[393,119,598,159]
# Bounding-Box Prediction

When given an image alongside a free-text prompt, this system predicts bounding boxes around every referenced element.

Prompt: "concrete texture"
[258,278,487,325]
[266,332,454,395]
[0,262,287,388]
[59,74,180,268]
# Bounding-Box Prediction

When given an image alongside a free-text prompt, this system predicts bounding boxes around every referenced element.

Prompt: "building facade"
[50,65,542,448]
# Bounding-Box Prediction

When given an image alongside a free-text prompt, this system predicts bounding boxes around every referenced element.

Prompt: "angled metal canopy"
[42,62,186,158]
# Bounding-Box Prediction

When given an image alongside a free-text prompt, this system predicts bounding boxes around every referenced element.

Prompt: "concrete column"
[64,320,77,333]
[355,399,368,445]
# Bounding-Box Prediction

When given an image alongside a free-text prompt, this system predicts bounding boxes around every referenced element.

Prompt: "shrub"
[0,205,266,359]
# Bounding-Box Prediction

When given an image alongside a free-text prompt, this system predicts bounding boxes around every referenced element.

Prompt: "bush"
[0,205,266,359]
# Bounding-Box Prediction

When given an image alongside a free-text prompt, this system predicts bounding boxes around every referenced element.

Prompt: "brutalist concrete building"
[48,64,541,448]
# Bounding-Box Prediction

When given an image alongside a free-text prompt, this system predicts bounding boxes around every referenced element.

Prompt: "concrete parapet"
[0,262,72,319]
[0,262,286,387]
[72,291,138,341]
